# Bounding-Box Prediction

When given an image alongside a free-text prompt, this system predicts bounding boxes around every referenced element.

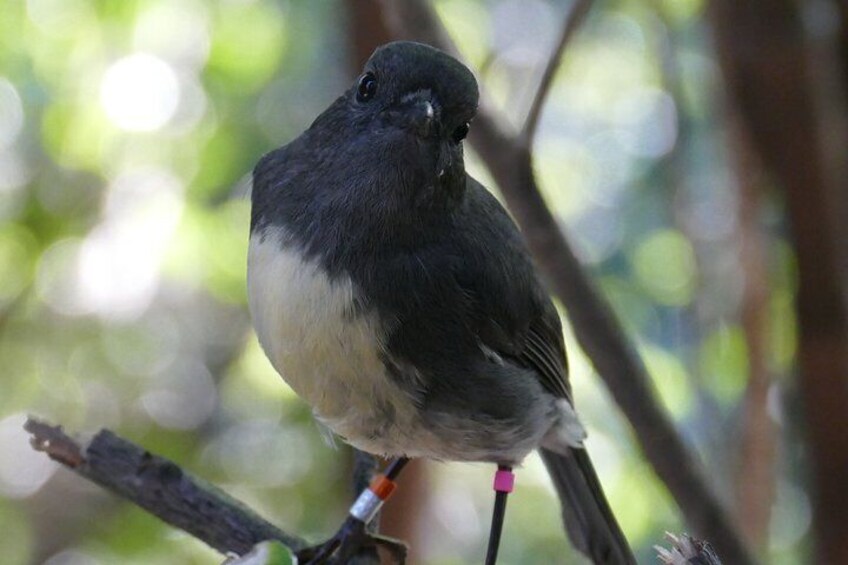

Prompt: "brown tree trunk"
[709,1,848,562]
[347,0,393,69]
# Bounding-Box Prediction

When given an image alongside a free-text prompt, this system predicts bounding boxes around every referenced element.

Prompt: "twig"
[24,417,307,556]
[521,0,593,144]
[729,109,775,548]
[379,2,756,564]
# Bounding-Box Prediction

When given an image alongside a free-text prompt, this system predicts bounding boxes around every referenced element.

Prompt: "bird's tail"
[539,447,636,565]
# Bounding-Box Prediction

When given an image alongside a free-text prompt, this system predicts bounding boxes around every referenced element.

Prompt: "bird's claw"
[296,516,407,565]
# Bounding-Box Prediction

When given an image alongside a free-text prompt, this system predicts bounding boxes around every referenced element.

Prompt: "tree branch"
[379,2,755,564]
[24,417,307,557]
[521,0,593,143]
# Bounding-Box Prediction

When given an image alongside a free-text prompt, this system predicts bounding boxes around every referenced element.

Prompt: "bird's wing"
[455,177,573,402]
[468,284,573,403]
[519,309,572,401]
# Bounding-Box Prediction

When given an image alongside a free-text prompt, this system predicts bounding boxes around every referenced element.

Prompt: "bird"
[247,40,635,564]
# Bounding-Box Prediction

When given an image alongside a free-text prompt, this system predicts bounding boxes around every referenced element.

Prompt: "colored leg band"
[493,468,515,493]
[369,474,398,500]
[348,474,397,523]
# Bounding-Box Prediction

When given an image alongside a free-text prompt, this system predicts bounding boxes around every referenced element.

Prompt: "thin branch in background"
[379,2,755,563]
[810,0,848,293]
[730,110,775,550]
[649,2,710,390]
[647,5,775,545]
[24,417,307,557]
[521,0,593,144]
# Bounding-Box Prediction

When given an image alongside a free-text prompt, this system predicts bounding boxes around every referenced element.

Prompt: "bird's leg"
[484,465,515,565]
[298,457,410,564]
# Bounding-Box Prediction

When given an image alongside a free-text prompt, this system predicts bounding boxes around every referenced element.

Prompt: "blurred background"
[2,0,847,563]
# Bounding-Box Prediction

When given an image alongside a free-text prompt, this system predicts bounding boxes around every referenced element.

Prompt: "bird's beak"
[410,99,435,138]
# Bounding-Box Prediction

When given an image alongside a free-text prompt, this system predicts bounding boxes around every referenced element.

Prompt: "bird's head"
[354,41,478,141]
[341,41,479,189]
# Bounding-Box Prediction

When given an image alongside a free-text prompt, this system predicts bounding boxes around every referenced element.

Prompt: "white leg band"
[349,489,384,523]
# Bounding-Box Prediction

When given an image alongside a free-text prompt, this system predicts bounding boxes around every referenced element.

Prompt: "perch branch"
[25,417,307,557]
[379,2,755,564]
[26,418,722,563]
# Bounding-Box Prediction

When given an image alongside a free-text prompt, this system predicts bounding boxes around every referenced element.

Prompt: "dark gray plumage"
[248,41,634,564]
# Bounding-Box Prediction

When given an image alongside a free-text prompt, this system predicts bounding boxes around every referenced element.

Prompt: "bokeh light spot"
[100,54,179,132]
[76,168,184,320]
[0,413,58,498]
[210,419,313,487]
[141,360,217,430]
[133,1,211,70]
[632,229,697,305]
[26,0,95,37]
[769,480,812,550]
[0,78,24,150]
[700,325,749,402]
[642,343,693,418]
[207,2,286,92]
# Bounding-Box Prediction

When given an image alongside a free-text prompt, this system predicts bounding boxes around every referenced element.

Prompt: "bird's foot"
[296,516,407,564]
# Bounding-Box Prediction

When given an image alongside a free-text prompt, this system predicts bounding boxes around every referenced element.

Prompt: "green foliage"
[224,541,294,565]
[700,325,749,403]
[631,229,697,306]
[0,500,32,565]
[207,2,288,92]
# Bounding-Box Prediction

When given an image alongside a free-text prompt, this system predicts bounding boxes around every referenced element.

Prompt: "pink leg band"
[493,468,515,493]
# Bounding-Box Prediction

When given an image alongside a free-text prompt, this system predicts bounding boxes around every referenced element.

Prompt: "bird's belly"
[247,227,547,463]
[247,228,419,453]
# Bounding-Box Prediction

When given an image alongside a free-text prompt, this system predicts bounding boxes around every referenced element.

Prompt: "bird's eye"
[452,122,470,143]
[356,72,377,102]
